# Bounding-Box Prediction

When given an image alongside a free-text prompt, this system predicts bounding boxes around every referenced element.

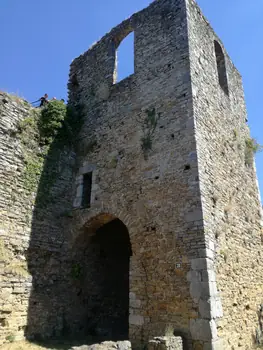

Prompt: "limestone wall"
[187,0,263,348]
[0,93,38,343]
[0,93,77,345]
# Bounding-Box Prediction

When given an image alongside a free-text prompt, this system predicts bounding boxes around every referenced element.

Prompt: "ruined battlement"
[69,0,240,102]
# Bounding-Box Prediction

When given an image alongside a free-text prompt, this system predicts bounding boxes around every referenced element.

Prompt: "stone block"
[130,299,141,308]
[199,298,212,319]
[185,209,203,222]
[201,270,216,282]
[148,336,183,350]
[79,164,96,175]
[199,297,223,319]
[210,297,223,319]
[203,339,225,350]
[198,248,214,260]
[117,341,132,350]
[190,279,218,302]
[129,314,144,326]
[187,270,202,282]
[76,184,83,198]
[129,292,136,300]
[75,175,83,185]
[200,281,218,298]
[207,241,215,252]
[190,319,217,341]
[191,258,214,271]
[73,197,82,208]
[190,280,203,300]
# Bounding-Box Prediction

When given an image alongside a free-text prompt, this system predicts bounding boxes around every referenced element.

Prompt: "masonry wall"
[25,135,76,340]
[0,93,36,344]
[67,0,210,348]
[0,93,77,345]
[187,1,263,349]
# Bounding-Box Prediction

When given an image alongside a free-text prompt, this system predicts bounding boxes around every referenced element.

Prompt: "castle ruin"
[0,0,263,349]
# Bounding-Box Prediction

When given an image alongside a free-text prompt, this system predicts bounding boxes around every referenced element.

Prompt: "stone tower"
[67,0,263,348]
[0,0,262,349]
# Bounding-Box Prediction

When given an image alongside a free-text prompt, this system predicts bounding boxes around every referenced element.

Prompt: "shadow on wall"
[24,103,132,344]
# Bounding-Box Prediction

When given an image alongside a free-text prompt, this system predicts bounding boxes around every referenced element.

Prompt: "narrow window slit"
[214,40,229,95]
[82,172,92,208]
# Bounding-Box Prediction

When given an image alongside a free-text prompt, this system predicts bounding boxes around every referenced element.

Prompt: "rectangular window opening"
[82,172,92,208]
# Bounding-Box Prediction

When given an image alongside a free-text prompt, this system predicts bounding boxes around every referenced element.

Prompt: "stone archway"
[70,214,132,341]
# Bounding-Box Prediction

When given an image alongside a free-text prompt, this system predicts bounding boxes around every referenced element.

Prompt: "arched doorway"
[70,216,132,341]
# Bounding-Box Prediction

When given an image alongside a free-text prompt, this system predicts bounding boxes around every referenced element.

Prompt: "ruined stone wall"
[67,0,209,348]
[0,93,37,344]
[187,1,263,348]
[0,93,77,345]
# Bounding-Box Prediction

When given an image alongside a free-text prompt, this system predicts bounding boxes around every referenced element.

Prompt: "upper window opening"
[214,40,229,95]
[114,32,134,84]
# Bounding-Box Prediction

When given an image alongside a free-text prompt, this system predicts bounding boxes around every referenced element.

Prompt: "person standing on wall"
[39,93,49,107]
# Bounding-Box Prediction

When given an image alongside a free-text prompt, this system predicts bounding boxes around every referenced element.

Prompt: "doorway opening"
[70,217,132,341]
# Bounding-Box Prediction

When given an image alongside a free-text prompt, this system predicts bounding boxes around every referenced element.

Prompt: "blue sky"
[1,0,262,198]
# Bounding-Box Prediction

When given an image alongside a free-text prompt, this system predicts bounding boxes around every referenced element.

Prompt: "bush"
[18,100,85,203]
[245,138,263,154]
[38,100,67,142]
[245,138,263,167]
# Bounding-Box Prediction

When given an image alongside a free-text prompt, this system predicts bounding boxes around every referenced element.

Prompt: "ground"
[0,340,132,350]
[0,341,70,350]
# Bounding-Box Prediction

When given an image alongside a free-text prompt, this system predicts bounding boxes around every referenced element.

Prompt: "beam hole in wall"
[69,216,132,341]
[214,40,229,95]
[114,32,134,84]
